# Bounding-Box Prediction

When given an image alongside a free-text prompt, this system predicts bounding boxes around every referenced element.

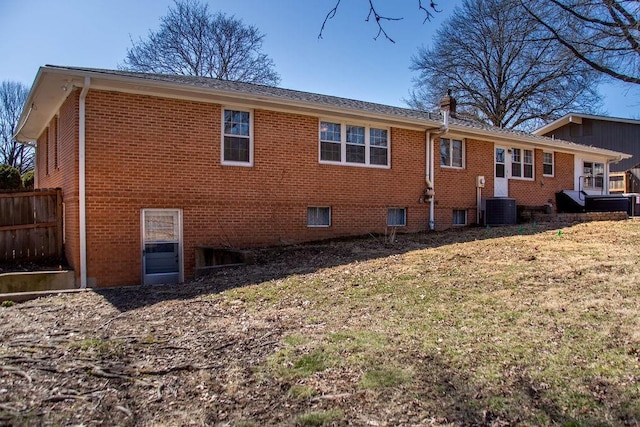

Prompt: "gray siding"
[542,118,639,172]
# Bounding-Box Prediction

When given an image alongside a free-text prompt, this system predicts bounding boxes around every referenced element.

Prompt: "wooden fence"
[0,189,63,262]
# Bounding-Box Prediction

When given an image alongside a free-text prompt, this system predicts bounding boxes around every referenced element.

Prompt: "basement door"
[494,146,509,197]
[141,209,183,285]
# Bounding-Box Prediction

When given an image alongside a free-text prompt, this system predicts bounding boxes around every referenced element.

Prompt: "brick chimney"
[439,89,457,117]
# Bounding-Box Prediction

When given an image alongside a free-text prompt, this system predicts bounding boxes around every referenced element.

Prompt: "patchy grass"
[288,384,317,399]
[359,367,412,389]
[1,220,639,426]
[246,220,640,425]
[70,338,124,357]
[295,409,344,426]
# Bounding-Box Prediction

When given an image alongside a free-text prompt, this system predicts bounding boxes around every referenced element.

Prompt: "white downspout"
[79,77,90,288]
[425,125,447,231]
[429,134,436,230]
[426,132,436,231]
[605,157,623,195]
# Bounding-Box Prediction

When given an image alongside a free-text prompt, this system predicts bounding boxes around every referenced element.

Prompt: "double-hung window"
[583,161,604,189]
[511,148,533,179]
[370,128,389,166]
[543,152,554,176]
[346,125,365,163]
[222,109,252,166]
[320,122,341,162]
[319,121,389,167]
[440,138,464,168]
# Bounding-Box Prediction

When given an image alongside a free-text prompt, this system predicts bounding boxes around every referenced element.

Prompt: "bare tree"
[0,81,33,174]
[521,0,639,85]
[319,0,441,43]
[123,0,280,85]
[407,0,602,130]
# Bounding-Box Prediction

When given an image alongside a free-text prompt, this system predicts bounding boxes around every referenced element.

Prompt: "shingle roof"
[47,65,443,123]
[30,65,632,159]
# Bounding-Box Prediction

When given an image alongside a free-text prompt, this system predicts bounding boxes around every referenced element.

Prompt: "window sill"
[440,165,465,170]
[319,160,390,169]
[221,161,253,167]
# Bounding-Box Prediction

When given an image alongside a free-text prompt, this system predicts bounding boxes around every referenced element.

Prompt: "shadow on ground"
[96,222,559,312]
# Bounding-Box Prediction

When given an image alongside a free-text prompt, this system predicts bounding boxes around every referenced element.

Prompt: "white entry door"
[494,146,509,197]
[141,209,183,285]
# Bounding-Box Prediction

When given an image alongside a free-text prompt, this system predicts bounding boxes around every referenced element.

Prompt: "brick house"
[535,113,640,193]
[15,66,630,288]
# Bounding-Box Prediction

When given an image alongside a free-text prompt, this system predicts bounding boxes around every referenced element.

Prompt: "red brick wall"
[508,150,574,206]
[434,137,494,228]
[36,91,80,284]
[433,139,574,228]
[82,90,431,286]
[35,88,578,287]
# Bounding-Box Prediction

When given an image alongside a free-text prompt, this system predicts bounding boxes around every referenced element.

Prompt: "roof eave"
[449,123,630,160]
[26,66,444,133]
[534,112,640,136]
[15,67,633,162]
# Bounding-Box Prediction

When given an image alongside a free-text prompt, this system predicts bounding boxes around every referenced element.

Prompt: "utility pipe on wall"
[425,125,447,231]
[79,76,90,289]
[427,132,436,230]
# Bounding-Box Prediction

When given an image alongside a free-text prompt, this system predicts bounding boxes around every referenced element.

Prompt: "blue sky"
[0,0,637,119]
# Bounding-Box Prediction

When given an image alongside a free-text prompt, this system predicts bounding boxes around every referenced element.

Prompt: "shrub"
[22,170,34,189]
[0,164,22,190]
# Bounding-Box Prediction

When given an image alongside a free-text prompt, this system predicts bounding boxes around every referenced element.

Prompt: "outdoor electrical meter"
[476,175,486,188]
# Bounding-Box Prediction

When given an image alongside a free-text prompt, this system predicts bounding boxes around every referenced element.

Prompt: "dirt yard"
[1,220,639,426]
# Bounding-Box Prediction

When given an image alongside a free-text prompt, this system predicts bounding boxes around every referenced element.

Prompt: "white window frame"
[319,119,390,169]
[222,108,254,167]
[439,137,465,169]
[543,151,554,177]
[510,147,534,180]
[387,207,406,227]
[452,209,467,226]
[583,161,604,189]
[307,206,331,227]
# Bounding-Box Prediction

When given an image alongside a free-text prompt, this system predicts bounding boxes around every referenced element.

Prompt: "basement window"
[452,209,467,226]
[387,208,406,227]
[307,207,331,227]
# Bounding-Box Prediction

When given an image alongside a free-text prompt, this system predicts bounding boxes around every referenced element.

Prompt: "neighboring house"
[14,66,630,288]
[534,114,640,193]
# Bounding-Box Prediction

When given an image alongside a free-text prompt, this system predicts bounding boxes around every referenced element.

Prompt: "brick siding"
[35,89,579,287]
[36,92,80,284]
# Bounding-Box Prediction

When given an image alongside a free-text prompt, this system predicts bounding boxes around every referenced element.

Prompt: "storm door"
[494,146,509,197]
[141,209,183,285]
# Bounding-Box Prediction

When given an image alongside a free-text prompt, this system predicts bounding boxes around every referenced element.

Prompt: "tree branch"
[418,0,441,23]
[318,0,341,40]
[521,1,640,84]
[318,0,440,42]
[366,0,403,42]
